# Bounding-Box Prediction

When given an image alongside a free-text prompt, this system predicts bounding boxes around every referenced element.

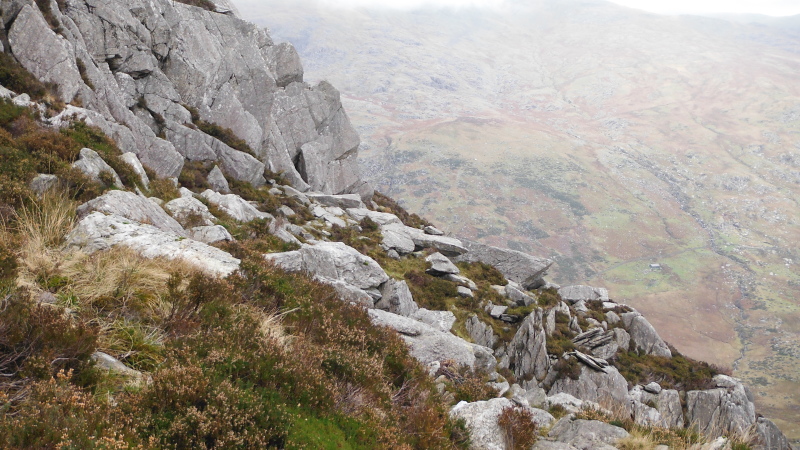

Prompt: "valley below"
[236,0,800,438]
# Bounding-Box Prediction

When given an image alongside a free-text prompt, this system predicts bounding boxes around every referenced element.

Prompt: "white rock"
[188,225,233,244]
[72,148,123,187]
[201,189,272,222]
[121,152,150,188]
[77,190,185,235]
[66,212,240,277]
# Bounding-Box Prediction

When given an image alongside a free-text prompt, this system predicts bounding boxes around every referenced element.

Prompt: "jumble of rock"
[2,0,795,447]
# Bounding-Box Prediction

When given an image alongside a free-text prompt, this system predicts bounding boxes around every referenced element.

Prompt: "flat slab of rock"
[455,239,552,289]
[265,241,389,291]
[450,398,555,450]
[77,190,186,236]
[548,418,629,449]
[368,309,495,373]
[306,193,364,209]
[201,190,272,222]
[558,285,609,303]
[426,252,460,275]
[410,308,456,332]
[66,212,240,277]
[346,208,401,226]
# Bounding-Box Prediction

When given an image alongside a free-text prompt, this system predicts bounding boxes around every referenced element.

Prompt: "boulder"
[548,365,631,414]
[450,398,555,450]
[346,208,401,226]
[444,273,478,290]
[547,417,629,450]
[264,42,304,88]
[77,190,186,236]
[557,285,609,303]
[201,190,272,222]
[506,285,535,306]
[423,225,444,236]
[121,152,149,188]
[545,392,601,415]
[685,375,757,438]
[188,225,233,244]
[265,241,389,292]
[91,351,143,380]
[657,389,684,428]
[72,148,123,187]
[29,174,59,196]
[508,309,550,382]
[620,312,672,357]
[164,195,216,228]
[457,286,474,298]
[369,309,496,373]
[207,165,231,194]
[66,212,240,277]
[380,223,417,254]
[425,252,460,275]
[455,239,552,289]
[410,308,456,332]
[375,279,419,316]
[306,193,364,209]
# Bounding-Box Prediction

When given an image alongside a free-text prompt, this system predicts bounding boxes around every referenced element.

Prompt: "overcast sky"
[307,0,800,16]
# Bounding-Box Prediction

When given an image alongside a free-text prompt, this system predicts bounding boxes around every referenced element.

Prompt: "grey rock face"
[72,148,123,187]
[657,389,684,428]
[425,252,460,275]
[375,279,419,316]
[450,398,555,450]
[368,309,496,373]
[557,285,609,303]
[455,239,552,289]
[753,417,795,450]
[266,241,389,292]
[508,309,550,382]
[346,208,401,226]
[548,365,631,414]
[66,212,240,277]
[207,166,231,193]
[466,315,498,349]
[5,0,368,193]
[506,285,535,306]
[686,375,757,438]
[547,418,629,450]
[77,190,186,236]
[411,308,456,332]
[201,190,272,222]
[620,312,672,357]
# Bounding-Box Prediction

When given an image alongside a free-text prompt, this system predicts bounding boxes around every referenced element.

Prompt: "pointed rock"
[207,165,231,193]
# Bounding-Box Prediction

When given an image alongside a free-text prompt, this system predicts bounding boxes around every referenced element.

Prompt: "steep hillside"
[235,0,800,438]
[0,0,796,447]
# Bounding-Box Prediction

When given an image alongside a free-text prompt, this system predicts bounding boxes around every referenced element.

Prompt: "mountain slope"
[236,0,800,438]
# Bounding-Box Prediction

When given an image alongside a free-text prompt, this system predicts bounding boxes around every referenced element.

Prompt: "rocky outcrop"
[3,0,370,195]
[375,279,418,316]
[455,239,552,289]
[72,148,123,187]
[165,194,216,228]
[410,308,456,332]
[449,398,555,450]
[557,285,609,303]
[66,212,240,277]
[466,315,498,349]
[620,311,672,357]
[508,309,550,382]
[368,309,496,373]
[77,190,186,236]
[753,417,796,450]
[686,375,756,438]
[265,241,389,295]
[548,365,631,414]
[546,417,629,450]
[201,190,272,222]
[426,252,460,275]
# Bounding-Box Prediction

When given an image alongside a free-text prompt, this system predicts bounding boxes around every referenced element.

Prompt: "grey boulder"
[455,239,551,289]
[77,190,186,236]
[508,309,550,382]
[547,417,629,450]
[375,279,419,316]
[621,312,672,357]
[368,309,496,373]
[201,190,272,223]
[426,252,460,275]
[72,148,123,188]
[207,165,231,194]
[450,398,555,450]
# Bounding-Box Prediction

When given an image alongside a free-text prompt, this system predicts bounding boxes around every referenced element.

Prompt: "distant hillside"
[236,0,800,439]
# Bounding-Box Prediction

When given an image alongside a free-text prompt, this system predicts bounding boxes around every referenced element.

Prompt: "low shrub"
[405,269,459,311]
[612,348,725,391]
[498,405,538,450]
[457,261,507,286]
[537,287,561,308]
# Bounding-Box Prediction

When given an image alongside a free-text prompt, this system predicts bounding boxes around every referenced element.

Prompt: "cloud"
[314,0,507,10]
[606,0,800,17]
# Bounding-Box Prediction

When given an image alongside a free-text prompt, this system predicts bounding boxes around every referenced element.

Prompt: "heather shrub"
[498,405,538,450]
[612,349,725,391]
[372,191,431,228]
